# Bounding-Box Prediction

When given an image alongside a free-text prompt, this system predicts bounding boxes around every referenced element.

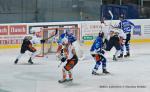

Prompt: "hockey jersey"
[57,33,76,45]
[30,35,41,44]
[90,36,103,53]
[118,20,134,33]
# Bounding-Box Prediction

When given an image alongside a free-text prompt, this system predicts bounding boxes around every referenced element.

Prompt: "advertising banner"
[0,26,8,35]
[81,21,102,41]
[9,25,27,35]
[0,25,27,45]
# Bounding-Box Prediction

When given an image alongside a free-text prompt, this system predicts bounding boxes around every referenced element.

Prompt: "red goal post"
[36,27,80,57]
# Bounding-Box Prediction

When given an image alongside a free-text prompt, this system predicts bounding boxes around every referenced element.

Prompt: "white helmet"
[114,29,120,35]
[24,36,32,40]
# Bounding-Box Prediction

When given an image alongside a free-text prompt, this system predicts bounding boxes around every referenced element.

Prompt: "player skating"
[56,29,76,54]
[118,14,135,57]
[105,28,121,61]
[58,37,78,83]
[99,16,121,61]
[117,28,127,58]
[14,36,37,64]
[90,32,109,75]
[56,28,83,60]
[30,32,41,44]
[56,29,76,60]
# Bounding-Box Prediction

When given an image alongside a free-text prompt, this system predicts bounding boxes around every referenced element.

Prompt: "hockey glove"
[40,39,45,43]
[61,57,67,62]
[97,49,105,55]
[56,53,66,62]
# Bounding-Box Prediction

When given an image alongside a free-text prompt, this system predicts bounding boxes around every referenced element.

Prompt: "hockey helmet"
[119,14,125,20]
[62,37,69,45]
[114,29,120,35]
[98,31,104,38]
[24,36,32,40]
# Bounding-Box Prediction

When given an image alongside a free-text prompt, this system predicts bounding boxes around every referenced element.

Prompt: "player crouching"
[105,29,121,61]
[90,32,109,75]
[57,38,78,83]
[14,36,37,64]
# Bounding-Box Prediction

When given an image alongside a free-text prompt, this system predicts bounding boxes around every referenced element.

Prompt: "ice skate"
[58,78,73,83]
[92,71,100,75]
[118,54,123,58]
[103,69,110,74]
[124,52,130,57]
[14,59,18,64]
[28,58,33,64]
[113,55,117,61]
[58,79,67,83]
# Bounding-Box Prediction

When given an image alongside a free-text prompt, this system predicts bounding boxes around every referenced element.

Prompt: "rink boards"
[1,19,150,49]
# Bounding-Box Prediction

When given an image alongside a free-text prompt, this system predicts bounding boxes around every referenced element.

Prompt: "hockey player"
[118,14,135,57]
[30,32,41,44]
[56,28,84,61]
[90,32,109,75]
[56,29,76,54]
[118,28,127,58]
[105,28,121,61]
[100,17,110,49]
[14,36,37,64]
[58,37,78,83]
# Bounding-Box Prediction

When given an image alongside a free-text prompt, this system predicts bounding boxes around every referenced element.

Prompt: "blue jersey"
[118,20,134,33]
[67,33,77,43]
[90,36,103,52]
[57,33,76,45]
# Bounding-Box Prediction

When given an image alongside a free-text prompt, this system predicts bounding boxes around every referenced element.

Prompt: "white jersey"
[100,23,110,40]
[106,26,116,40]
[72,41,83,57]
[118,29,126,39]
[67,44,74,60]
[31,35,41,44]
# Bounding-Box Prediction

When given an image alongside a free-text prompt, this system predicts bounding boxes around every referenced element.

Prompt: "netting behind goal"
[37,27,80,57]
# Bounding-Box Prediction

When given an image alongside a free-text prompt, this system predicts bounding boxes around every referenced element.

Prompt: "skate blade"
[92,73,111,76]
[58,79,73,83]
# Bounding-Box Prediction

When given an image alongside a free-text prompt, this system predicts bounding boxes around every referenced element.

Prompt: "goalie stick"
[42,28,58,41]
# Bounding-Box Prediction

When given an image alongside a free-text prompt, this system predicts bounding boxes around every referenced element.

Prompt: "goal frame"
[36,27,80,57]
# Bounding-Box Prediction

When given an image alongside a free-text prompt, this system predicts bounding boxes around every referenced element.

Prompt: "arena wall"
[0,19,150,49]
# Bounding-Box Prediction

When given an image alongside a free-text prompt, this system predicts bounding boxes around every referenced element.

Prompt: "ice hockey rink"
[0,43,150,92]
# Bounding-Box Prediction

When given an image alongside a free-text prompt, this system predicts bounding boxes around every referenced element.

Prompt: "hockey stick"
[58,62,63,68]
[43,28,58,41]
[108,10,114,31]
[108,10,113,20]
[36,28,58,57]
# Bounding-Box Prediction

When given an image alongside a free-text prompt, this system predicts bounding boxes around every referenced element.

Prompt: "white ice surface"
[0,43,150,92]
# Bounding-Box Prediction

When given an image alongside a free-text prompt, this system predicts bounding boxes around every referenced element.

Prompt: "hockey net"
[36,27,80,57]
